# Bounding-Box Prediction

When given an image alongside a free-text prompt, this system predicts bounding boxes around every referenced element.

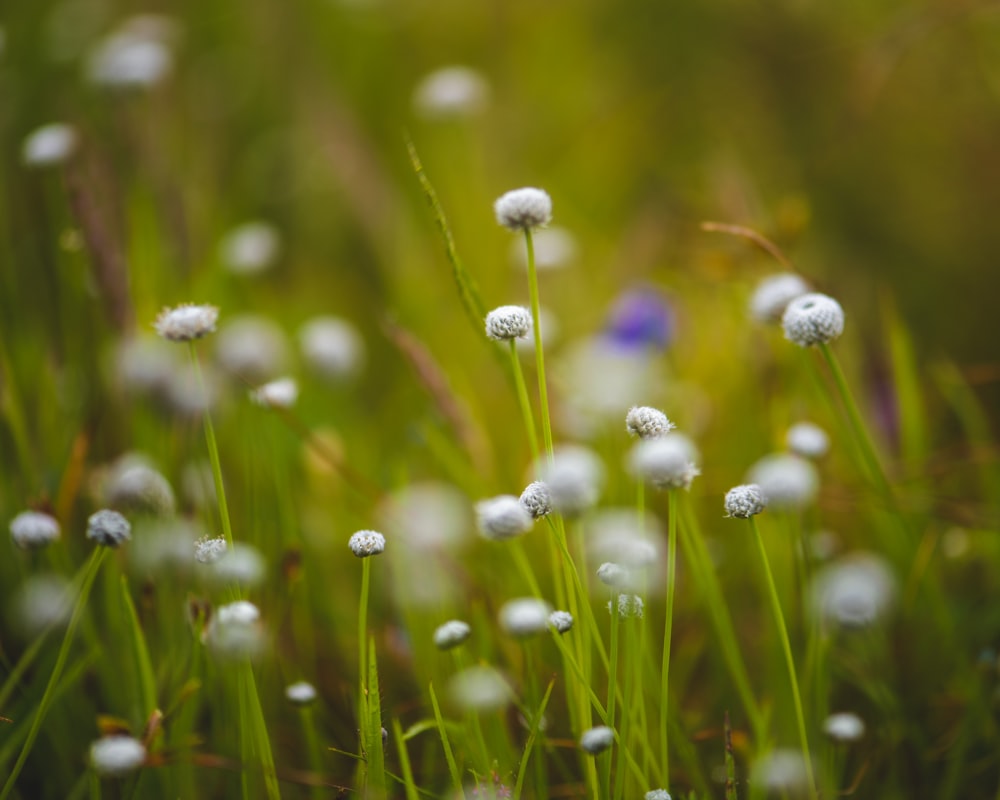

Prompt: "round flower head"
[608,593,644,619]
[494,187,552,231]
[645,792,672,800]
[211,543,266,588]
[475,495,533,541]
[519,481,552,519]
[250,377,298,409]
[449,665,511,711]
[194,536,227,564]
[214,314,289,382]
[154,303,219,342]
[348,530,386,558]
[434,620,472,650]
[786,422,830,459]
[750,272,810,323]
[85,18,175,90]
[104,460,175,516]
[625,406,674,439]
[549,610,574,633]
[217,600,261,626]
[810,552,896,629]
[750,749,810,797]
[298,316,365,381]
[629,437,700,490]
[823,711,865,742]
[22,123,77,168]
[219,221,281,276]
[782,292,845,347]
[579,725,614,754]
[485,305,532,341]
[747,453,819,510]
[597,562,631,589]
[90,735,146,777]
[538,445,605,517]
[499,598,553,637]
[207,600,265,658]
[724,484,767,519]
[413,65,490,118]
[9,574,73,636]
[285,680,318,706]
[10,510,61,550]
[87,509,131,547]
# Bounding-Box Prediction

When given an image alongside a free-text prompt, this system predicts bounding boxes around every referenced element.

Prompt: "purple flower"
[603,288,672,350]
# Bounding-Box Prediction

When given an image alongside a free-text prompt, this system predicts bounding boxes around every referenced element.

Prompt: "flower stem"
[523,228,553,459]
[659,489,678,787]
[508,340,540,465]
[358,555,372,747]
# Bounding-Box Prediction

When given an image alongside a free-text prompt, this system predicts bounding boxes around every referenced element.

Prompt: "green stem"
[508,340,540,465]
[749,517,817,800]
[659,489,678,786]
[605,591,621,800]
[523,228,553,459]
[358,556,372,747]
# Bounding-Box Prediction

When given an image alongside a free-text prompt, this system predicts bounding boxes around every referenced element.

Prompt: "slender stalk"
[749,516,817,800]
[659,489,678,786]
[508,340,540,464]
[604,592,621,800]
[523,228,553,459]
[358,556,372,746]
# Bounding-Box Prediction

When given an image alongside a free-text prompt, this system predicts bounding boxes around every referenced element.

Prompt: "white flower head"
[10,511,61,550]
[549,610,574,633]
[434,620,472,650]
[285,680,318,706]
[810,552,896,629]
[608,593,644,619]
[154,303,219,342]
[90,735,146,776]
[86,24,173,89]
[475,495,532,541]
[586,509,662,570]
[519,481,552,519]
[625,406,674,439]
[378,482,468,552]
[194,536,227,564]
[596,562,632,589]
[579,725,614,754]
[724,484,767,519]
[751,749,810,797]
[747,453,819,510]
[786,422,830,459]
[498,597,552,637]
[348,530,386,558]
[219,222,281,276]
[485,305,532,342]
[207,600,265,658]
[823,711,865,742]
[538,445,605,517]
[211,542,266,587]
[645,792,672,800]
[750,272,811,323]
[9,574,72,636]
[629,437,699,490]
[22,123,77,168]
[104,458,176,517]
[413,65,490,118]
[214,314,289,382]
[87,509,131,547]
[449,666,511,712]
[782,292,845,347]
[494,187,552,231]
[298,316,365,381]
[250,377,298,409]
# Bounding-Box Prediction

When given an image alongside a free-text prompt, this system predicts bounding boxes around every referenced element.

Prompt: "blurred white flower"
[298,316,365,381]
[498,598,552,637]
[810,552,896,629]
[747,454,818,510]
[250,377,298,409]
[750,273,810,323]
[22,123,77,168]
[494,188,552,231]
[219,222,281,276]
[449,666,510,711]
[90,736,146,776]
[214,314,289,382]
[413,66,490,118]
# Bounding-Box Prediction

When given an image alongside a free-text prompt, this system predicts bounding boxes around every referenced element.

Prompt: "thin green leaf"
[429,682,464,798]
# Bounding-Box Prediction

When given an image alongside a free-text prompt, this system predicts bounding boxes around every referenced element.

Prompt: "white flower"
[810,553,896,629]
[348,530,386,557]
[286,681,318,706]
[549,610,574,633]
[475,495,533,541]
[434,620,471,650]
[510,226,576,271]
[154,303,219,342]
[485,305,532,341]
[86,22,173,89]
[90,736,146,776]
[219,222,281,275]
[625,406,674,439]
[207,601,264,658]
[645,792,672,800]
[519,481,552,519]
[750,273,810,323]
[596,562,631,589]
[823,711,865,742]
[87,509,131,547]
[786,422,830,459]
[10,511,61,550]
[214,314,289,382]
[413,66,489,118]
[250,377,298,409]
[298,316,365,381]
[9,574,72,635]
[585,509,662,569]
[194,536,227,564]
[217,600,260,625]
[751,749,810,796]
[747,454,819,510]
[449,666,510,711]
[498,598,552,637]
[22,123,77,168]
[782,292,845,347]
[608,593,644,618]
[494,188,552,231]
[629,437,699,490]
[378,482,468,552]
[103,457,176,516]
[579,725,614,754]
[724,484,767,519]
[537,445,605,517]
[211,543,266,587]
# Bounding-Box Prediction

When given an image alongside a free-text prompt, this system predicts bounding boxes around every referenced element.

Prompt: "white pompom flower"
[494,188,552,231]
[750,272,810,323]
[645,791,672,800]
[475,495,533,541]
[747,453,819,510]
[10,510,61,550]
[625,406,674,440]
[348,530,386,558]
[786,422,830,459]
[219,222,281,276]
[782,292,845,347]
[579,725,614,754]
[87,509,132,547]
[286,681,318,706]
[724,484,767,519]
[519,481,552,519]
[413,65,490,118]
[154,303,219,343]
[250,377,298,409]
[90,735,146,776]
[434,620,472,650]
[485,305,532,341]
[194,536,227,564]
[498,598,552,637]
[549,610,574,633]
[823,711,865,742]
[629,437,700,490]
[22,123,77,168]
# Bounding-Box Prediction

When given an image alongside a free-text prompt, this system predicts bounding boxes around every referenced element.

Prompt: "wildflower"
[114,335,180,395]
[586,509,662,568]
[449,666,510,711]
[605,288,673,350]
[153,303,219,342]
[579,725,614,754]
[494,188,552,231]
[549,610,574,633]
[750,749,810,797]
[349,530,386,557]
[10,510,61,550]
[194,536,227,563]
[747,454,819,510]
[782,292,845,347]
[90,735,146,776]
[724,484,767,519]
[285,681,318,706]
[87,509,131,547]
[645,792,672,800]
[214,314,289,382]
[207,600,265,658]
[810,553,896,629]
[485,305,532,342]
[519,481,552,519]
[298,316,365,381]
[625,406,674,439]
[608,593,644,618]
[629,437,699,490]
[218,222,281,275]
[498,598,553,637]
[250,377,298,409]
[9,574,72,636]
[211,543,266,588]
[413,65,489,118]
[537,445,605,517]
[475,495,533,541]
[217,600,259,625]
[786,422,830,459]
[750,273,810,323]
[22,123,77,168]
[85,19,174,89]
[434,620,472,650]
[510,226,576,271]
[823,712,865,742]
[378,482,468,551]
[596,562,631,588]
[104,458,176,516]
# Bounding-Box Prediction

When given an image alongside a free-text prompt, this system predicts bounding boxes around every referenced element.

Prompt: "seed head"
[475,495,533,541]
[724,484,767,519]
[90,736,146,776]
[823,711,865,742]
[786,422,830,459]
[498,598,552,637]
[434,620,472,650]
[10,510,61,550]
[519,481,552,519]
[104,459,176,516]
[782,292,845,347]
[348,530,386,558]
[549,610,574,633]
[485,305,532,341]
[154,303,219,342]
[285,681,318,706]
[579,725,614,754]
[750,272,810,323]
[625,406,674,439]
[87,509,132,547]
[645,792,672,800]
[494,187,552,231]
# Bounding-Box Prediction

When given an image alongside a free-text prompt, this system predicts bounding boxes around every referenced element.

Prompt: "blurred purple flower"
[604,287,673,350]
